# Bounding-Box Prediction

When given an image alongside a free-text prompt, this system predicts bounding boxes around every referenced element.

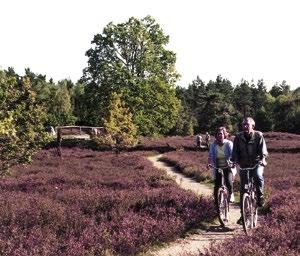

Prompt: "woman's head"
[215,126,228,142]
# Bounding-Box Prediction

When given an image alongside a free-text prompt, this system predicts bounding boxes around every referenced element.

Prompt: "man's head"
[242,117,255,135]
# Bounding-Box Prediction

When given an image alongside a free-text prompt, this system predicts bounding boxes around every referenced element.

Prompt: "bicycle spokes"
[218,188,229,227]
[242,194,252,234]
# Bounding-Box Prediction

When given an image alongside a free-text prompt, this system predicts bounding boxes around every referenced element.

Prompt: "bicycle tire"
[252,193,258,227]
[242,193,252,235]
[217,187,229,227]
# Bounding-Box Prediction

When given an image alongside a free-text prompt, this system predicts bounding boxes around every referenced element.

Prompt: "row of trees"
[175,76,300,135]
[0,16,299,172]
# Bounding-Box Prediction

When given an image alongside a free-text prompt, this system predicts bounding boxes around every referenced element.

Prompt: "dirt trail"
[147,154,243,256]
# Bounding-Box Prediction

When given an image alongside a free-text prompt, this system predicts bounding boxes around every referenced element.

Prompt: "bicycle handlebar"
[207,164,228,175]
[239,162,262,171]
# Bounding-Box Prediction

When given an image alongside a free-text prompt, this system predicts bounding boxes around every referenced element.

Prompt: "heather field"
[0,147,215,256]
[155,132,299,256]
[0,132,298,256]
[161,151,210,182]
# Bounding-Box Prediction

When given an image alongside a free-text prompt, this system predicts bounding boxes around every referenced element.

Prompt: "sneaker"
[230,193,235,203]
[236,217,243,225]
[257,196,264,207]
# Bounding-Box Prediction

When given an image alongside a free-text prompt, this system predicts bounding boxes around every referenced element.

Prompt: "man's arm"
[258,133,268,166]
[231,135,239,164]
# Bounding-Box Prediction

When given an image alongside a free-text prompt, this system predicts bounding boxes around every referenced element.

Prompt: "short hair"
[242,117,255,128]
[215,126,228,139]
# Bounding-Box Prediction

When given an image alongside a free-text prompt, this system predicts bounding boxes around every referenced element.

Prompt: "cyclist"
[231,117,268,225]
[196,133,202,148]
[207,127,236,205]
[205,132,211,148]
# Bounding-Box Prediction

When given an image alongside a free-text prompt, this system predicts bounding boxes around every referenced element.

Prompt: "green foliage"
[177,75,237,134]
[254,107,274,131]
[82,16,181,135]
[234,80,253,117]
[273,93,300,133]
[93,92,138,148]
[269,80,291,98]
[72,82,88,125]
[0,70,49,174]
[22,70,77,127]
[201,92,236,133]
[131,78,181,135]
[46,80,77,126]
[170,107,197,136]
[175,75,300,135]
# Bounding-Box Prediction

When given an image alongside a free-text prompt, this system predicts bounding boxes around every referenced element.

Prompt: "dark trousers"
[214,167,233,204]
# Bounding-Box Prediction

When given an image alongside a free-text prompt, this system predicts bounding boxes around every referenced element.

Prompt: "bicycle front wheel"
[252,193,258,227]
[242,193,252,235]
[217,187,229,227]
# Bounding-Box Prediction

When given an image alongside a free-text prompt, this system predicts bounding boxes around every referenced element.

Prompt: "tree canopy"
[0,69,49,174]
[82,16,181,135]
[175,76,299,135]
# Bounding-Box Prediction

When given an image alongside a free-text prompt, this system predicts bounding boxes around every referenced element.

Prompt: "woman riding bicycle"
[207,127,236,205]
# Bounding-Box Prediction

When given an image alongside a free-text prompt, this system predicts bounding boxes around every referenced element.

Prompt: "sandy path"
[146,154,243,256]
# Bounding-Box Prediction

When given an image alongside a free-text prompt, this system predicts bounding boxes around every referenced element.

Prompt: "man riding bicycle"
[231,117,268,225]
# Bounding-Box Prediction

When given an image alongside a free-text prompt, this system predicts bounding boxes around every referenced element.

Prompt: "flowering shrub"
[0,147,216,255]
[1,132,297,255]
[161,151,210,181]
[139,135,197,152]
[264,132,300,152]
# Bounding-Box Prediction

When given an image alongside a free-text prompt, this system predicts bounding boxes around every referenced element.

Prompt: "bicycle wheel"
[242,193,252,235]
[252,193,258,227]
[217,187,229,227]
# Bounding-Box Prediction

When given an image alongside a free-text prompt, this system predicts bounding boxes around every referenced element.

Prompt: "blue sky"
[1,0,299,89]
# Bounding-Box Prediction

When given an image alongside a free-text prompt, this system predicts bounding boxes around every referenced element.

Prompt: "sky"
[1,0,299,90]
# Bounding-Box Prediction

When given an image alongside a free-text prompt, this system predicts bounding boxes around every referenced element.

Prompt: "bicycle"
[240,162,261,235]
[210,165,230,227]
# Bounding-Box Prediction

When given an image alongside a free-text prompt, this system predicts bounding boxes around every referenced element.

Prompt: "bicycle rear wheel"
[217,187,229,227]
[242,193,252,235]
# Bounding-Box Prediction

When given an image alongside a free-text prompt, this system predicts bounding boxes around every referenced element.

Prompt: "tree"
[251,80,268,112]
[0,69,48,174]
[273,94,300,133]
[175,75,237,134]
[269,80,291,98]
[200,92,236,133]
[184,76,207,112]
[94,92,138,148]
[234,80,253,118]
[212,75,234,100]
[72,82,88,125]
[169,107,197,136]
[21,69,77,127]
[82,16,181,135]
[176,77,208,134]
[254,106,274,131]
[46,80,77,127]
